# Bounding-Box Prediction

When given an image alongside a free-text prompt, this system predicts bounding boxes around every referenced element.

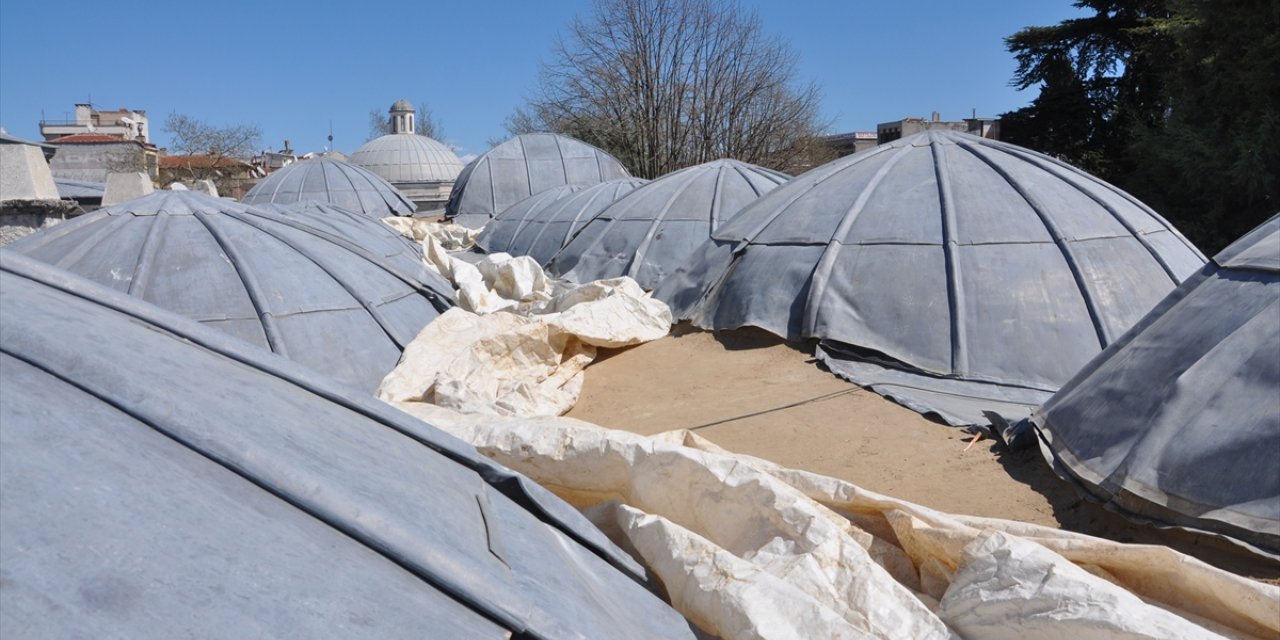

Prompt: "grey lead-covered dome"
[242,157,415,217]
[351,133,465,183]
[1032,214,1280,555]
[9,190,452,393]
[0,252,695,639]
[475,184,582,253]
[657,130,1207,426]
[478,178,648,266]
[252,200,454,296]
[548,159,790,288]
[446,133,631,228]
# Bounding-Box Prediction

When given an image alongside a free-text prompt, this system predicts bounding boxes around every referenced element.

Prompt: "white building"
[41,104,150,143]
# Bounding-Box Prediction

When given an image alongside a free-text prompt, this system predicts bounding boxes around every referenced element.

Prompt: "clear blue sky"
[0,0,1081,163]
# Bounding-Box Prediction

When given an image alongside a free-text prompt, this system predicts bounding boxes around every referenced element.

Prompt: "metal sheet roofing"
[445,133,631,229]
[0,251,694,639]
[351,133,465,184]
[53,177,104,199]
[8,190,452,393]
[656,130,1208,426]
[1032,214,1280,555]
[477,178,648,266]
[547,159,790,288]
[242,157,415,217]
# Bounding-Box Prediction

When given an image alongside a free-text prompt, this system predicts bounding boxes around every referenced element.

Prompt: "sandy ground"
[567,324,1280,581]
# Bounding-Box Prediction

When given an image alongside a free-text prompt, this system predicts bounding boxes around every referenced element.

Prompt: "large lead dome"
[243,157,415,217]
[445,133,631,228]
[9,190,451,393]
[351,133,464,183]
[0,252,695,639]
[657,130,1207,425]
[1032,214,1280,555]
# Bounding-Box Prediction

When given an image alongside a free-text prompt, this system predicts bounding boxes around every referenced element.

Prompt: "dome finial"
[389,99,415,134]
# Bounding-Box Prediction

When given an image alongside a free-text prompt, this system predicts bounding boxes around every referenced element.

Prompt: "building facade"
[818,131,878,158]
[41,104,150,143]
[48,134,159,183]
[877,113,1001,145]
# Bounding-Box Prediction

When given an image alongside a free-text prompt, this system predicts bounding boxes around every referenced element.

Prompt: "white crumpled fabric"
[938,531,1232,640]
[381,217,480,250]
[377,233,671,415]
[386,402,1280,640]
[381,216,1278,640]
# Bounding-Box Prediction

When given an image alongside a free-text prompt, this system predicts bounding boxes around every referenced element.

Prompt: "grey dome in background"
[1032,214,1280,556]
[9,190,452,393]
[0,252,695,639]
[475,184,582,254]
[656,130,1207,426]
[242,157,415,217]
[445,133,631,228]
[351,133,465,183]
[548,159,790,288]
[481,178,648,266]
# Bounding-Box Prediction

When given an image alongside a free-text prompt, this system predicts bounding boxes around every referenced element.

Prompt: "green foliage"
[1127,0,1280,249]
[1001,0,1278,253]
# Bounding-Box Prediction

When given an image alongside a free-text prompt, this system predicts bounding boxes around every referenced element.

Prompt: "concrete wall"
[51,143,157,182]
[395,181,454,212]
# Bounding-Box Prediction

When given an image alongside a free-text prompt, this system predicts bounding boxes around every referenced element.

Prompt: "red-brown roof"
[49,133,139,145]
[159,155,252,169]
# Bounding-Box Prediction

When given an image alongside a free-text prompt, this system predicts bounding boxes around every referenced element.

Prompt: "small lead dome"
[548,159,790,288]
[0,252,695,639]
[477,178,648,266]
[446,133,631,228]
[475,184,583,253]
[10,190,452,393]
[243,157,415,217]
[657,130,1207,425]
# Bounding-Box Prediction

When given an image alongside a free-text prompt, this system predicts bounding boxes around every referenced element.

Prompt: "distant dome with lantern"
[350,100,464,211]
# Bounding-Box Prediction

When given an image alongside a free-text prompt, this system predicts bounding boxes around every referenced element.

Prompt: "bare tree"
[366,102,445,141]
[510,0,826,177]
[161,113,261,195]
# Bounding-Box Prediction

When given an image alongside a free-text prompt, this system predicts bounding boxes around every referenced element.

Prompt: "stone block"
[102,172,154,206]
[189,179,218,197]
[0,145,59,201]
